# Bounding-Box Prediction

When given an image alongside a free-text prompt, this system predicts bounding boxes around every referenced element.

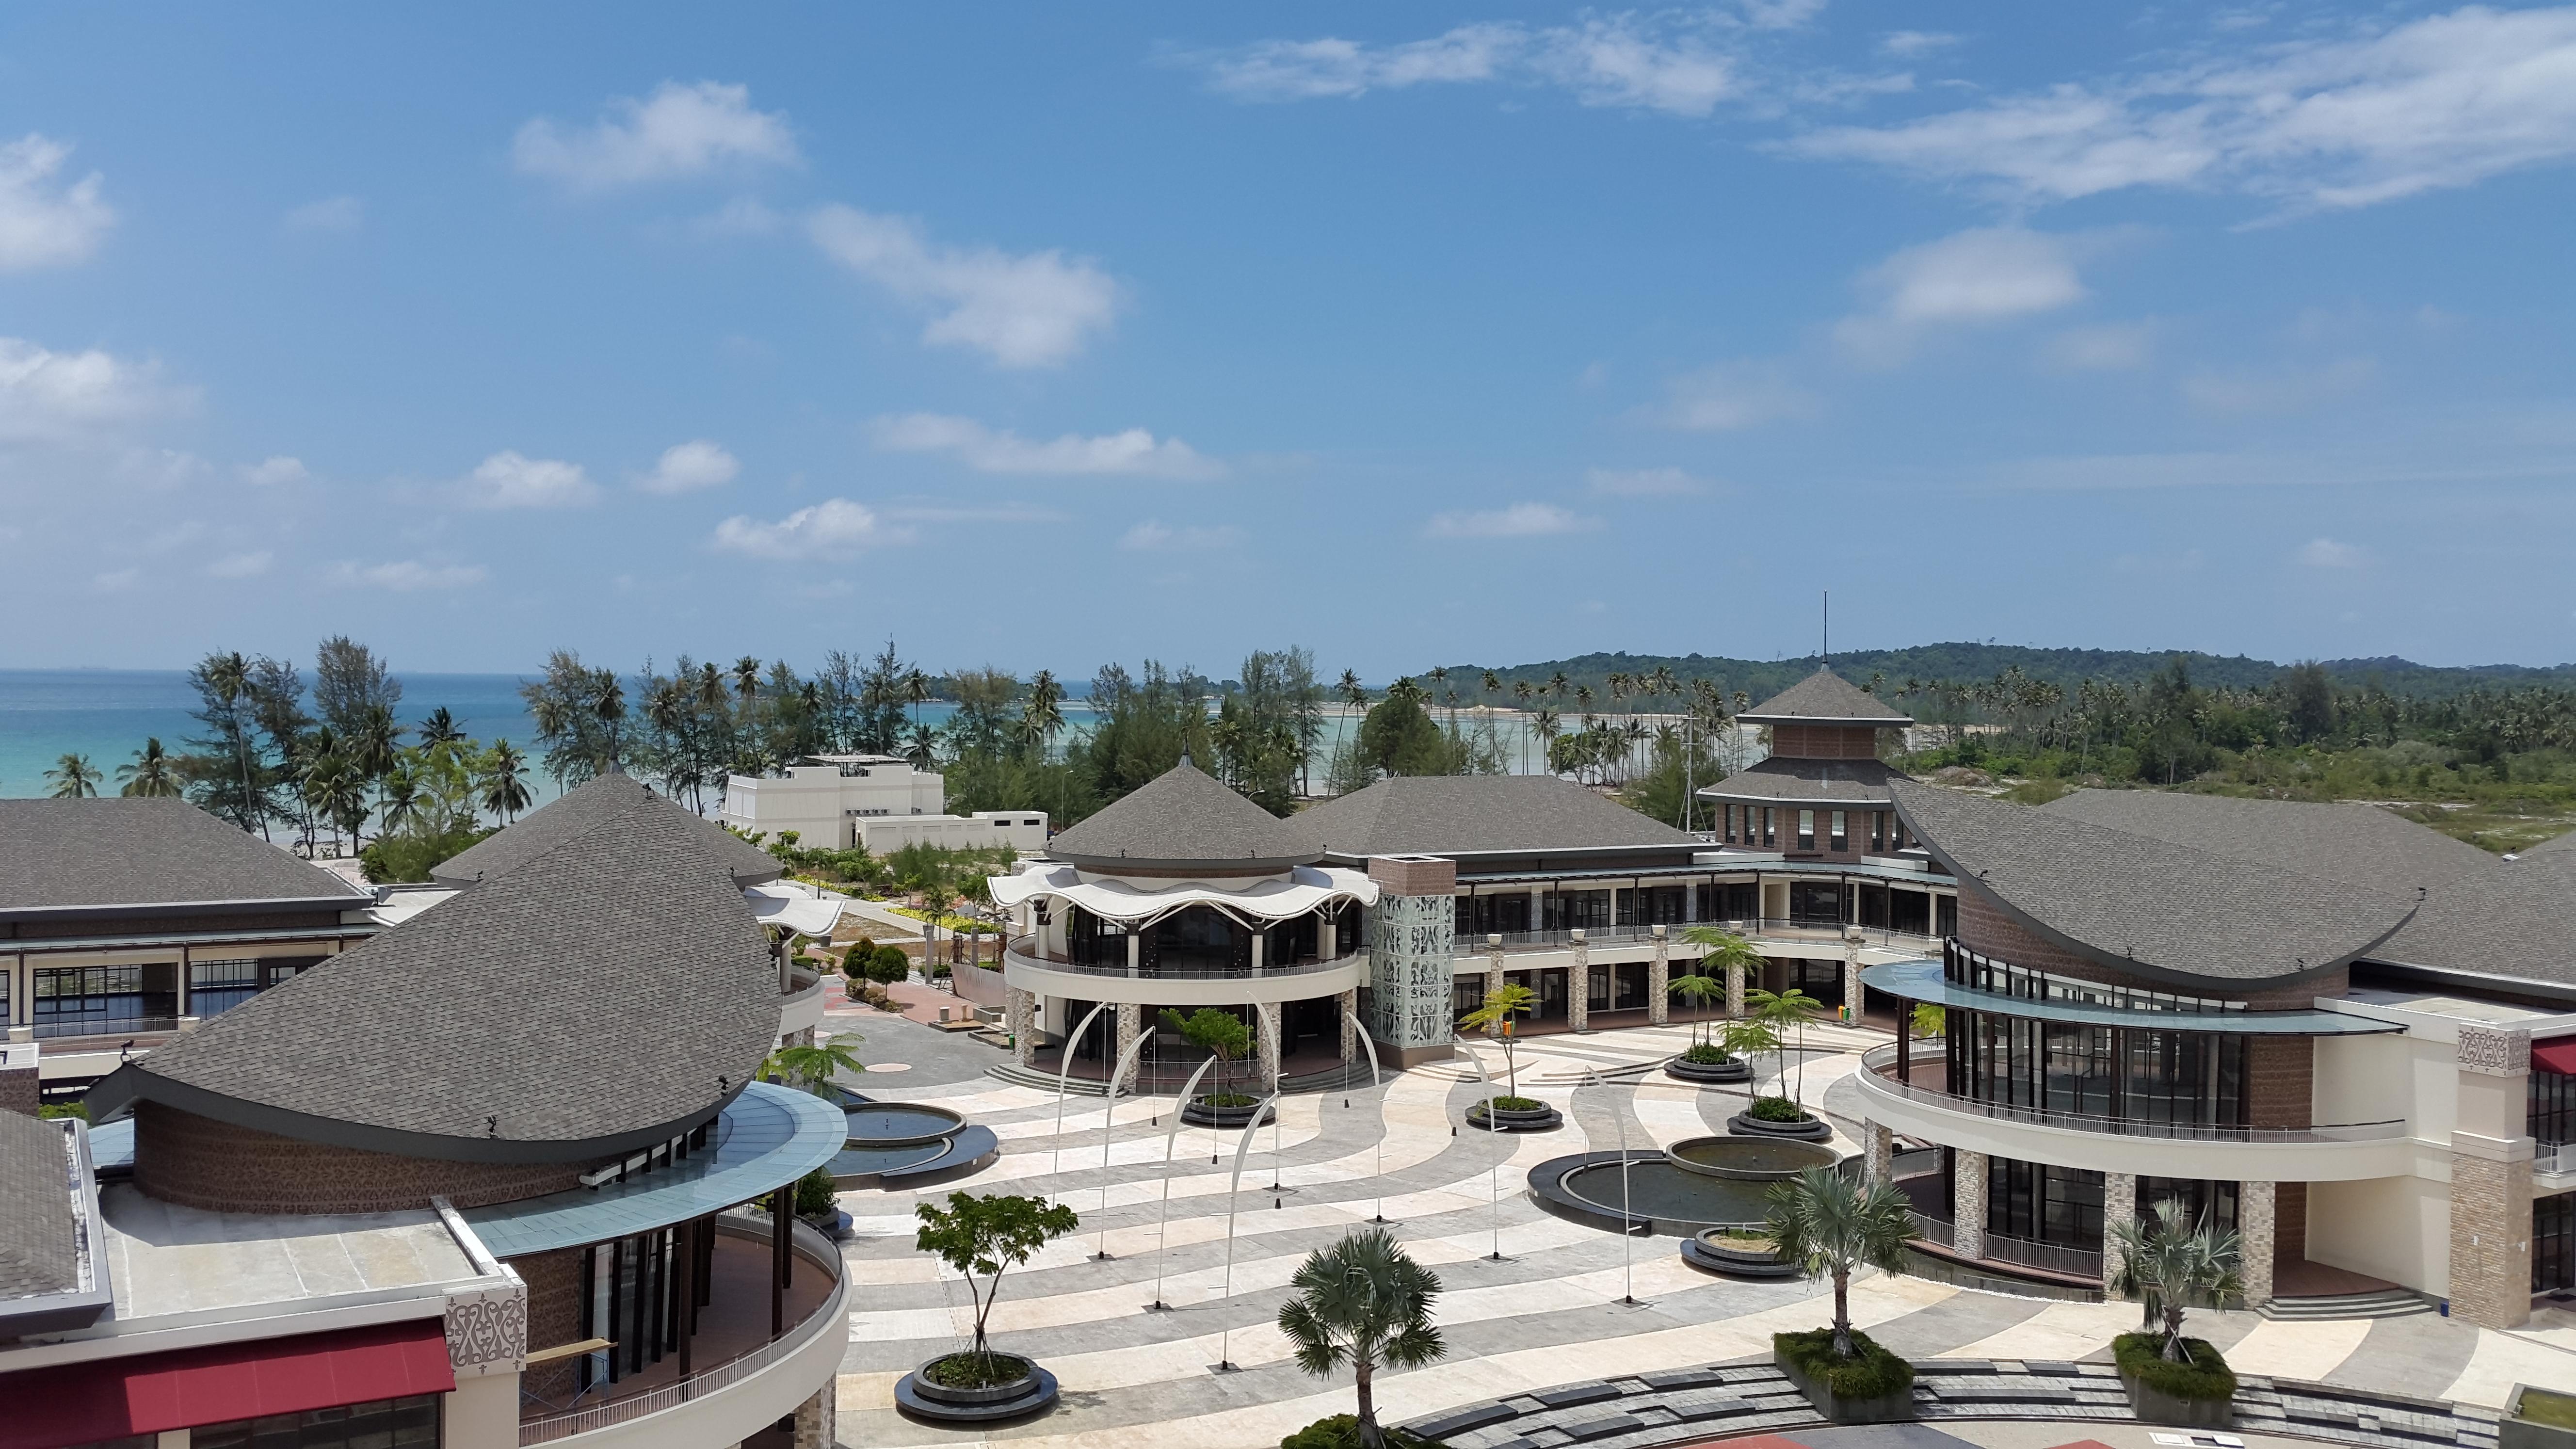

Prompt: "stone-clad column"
[1256,1001,1283,1091]
[791,1384,834,1449]
[1113,1002,1140,1095]
[1953,1149,1988,1261]
[1842,932,1864,1027]
[1567,930,1590,1032]
[1484,934,1505,1000]
[1648,926,1671,1027]
[1337,987,1360,1063]
[1866,1121,1893,1187]
[2240,1180,2277,1309]
[1009,988,1039,1066]
[2449,1022,2536,1328]
[1726,957,1748,1020]
[2104,1171,2138,1298]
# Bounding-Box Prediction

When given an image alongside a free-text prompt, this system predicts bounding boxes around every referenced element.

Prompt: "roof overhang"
[0,1119,113,1338]
[0,895,370,928]
[993,862,1377,925]
[1738,713,1911,728]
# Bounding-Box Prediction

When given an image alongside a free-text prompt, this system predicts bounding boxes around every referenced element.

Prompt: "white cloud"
[1423,501,1602,538]
[2296,537,2370,568]
[1657,361,1819,431]
[881,502,1069,525]
[871,413,1220,480]
[325,559,489,591]
[635,439,739,494]
[513,81,798,192]
[810,206,1119,368]
[2043,322,2156,371]
[709,499,910,560]
[1879,30,1958,57]
[1786,6,2576,212]
[1202,25,1520,101]
[240,455,309,486]
[206,550,273,579]
[689,197,782,237]
[1835,226,2087,364]
[1737,0,1828,32]
[91,567,139,592]
[1535,16,1739,117]
[0,135,113,270]
[0,338,188,444]
[455,450,598,509]
[1586,466,1708,497]
[2181,356,2375,414]
[1120,520,1246,551]
[282,196,363,233]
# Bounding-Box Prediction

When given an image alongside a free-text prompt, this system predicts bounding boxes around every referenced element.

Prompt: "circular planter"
[1181,1098,1275,1128]
[1464,1101,1563,1132]
[1728,1110,1834,1142]
[1681,1229,1800,1278]
[896,1353,1061,1423]
[1664,1055,1755,1084]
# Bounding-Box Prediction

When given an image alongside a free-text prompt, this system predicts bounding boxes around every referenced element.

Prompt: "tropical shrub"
[2112,1332,2235,1402]
[1774,1328,1913,1399]
[1679,1042,1730,1065]
[793,1166,839,1216]
[1749,1095,1808,1122]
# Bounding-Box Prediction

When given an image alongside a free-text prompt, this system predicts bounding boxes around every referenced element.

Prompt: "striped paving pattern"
[831,1023,2573,1449]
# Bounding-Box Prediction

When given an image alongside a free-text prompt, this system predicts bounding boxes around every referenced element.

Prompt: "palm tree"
[116,738,182,797]
[903,668,932,743]
[1667,972,1723,1047]
[592,674,627,770]
[1456,982,1537,1098]
[206,650,262,835]
[1277,1229,1447,1449]
[378,761,421,837]
[418,706,465,747]
[1765,1166,1916,1359]
[302,751,362,854]
[478,739,533,824]
[45,753,101,798]
[761,1035,866,1098]
[2107,1198,2245,1360]
[1020,669,1065,761]
[1532,706,1562,777]
[1480,669,1501,708]
[353,703,402,842]
[1336,669,1367,778]
[732,657,762,702]
[1746,986,1823,1108]
[1427,666,1450,727]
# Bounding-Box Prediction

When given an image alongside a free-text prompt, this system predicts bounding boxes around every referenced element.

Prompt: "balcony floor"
[529,1232,837,1420]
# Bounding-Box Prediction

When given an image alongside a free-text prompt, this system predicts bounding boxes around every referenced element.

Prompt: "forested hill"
[1419,645,2576,704]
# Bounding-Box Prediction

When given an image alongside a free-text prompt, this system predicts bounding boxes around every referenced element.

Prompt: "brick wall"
[2447,1148,2535,1329]
[512,1247,585,1401]
[1770,724,1883,760]
[134,1102,586,1213]
[0,1066,35,1117]
[1367,855,1458,896]
[2248,1035,2315,1130]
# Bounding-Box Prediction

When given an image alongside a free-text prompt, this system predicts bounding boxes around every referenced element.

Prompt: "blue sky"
[3,2,2573,678]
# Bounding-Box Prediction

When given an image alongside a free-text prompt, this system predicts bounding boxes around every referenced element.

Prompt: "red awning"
[2536,1038,2576,1076]
[0,1318,454,1449]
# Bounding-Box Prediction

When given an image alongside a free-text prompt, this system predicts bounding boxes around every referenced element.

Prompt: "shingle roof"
[433,772,780,888]
[1892,780,2415,984]
[2040,789,2496,894]
[2523,827,2576,859]
[1048,758,1319,870]
[1698,757,1908,805]
[94,792,781,1162]
[0,1112,77,1301]
[1291,774,1698,859]
[1738,668,1913,726]
[0,798,370,916]
[2376,845,2576,985]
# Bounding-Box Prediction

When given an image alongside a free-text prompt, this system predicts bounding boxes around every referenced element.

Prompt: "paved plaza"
[822,1006,2576,1449]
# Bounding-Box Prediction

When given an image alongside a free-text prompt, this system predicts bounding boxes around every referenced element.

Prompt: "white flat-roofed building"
[720,754,947,848]
[858,810,1049,854]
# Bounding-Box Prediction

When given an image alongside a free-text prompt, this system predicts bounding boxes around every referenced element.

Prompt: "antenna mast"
[1823,591,1830,665]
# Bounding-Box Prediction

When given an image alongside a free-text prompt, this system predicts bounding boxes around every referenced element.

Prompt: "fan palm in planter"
[1766,1166,1917,1422]
[1277,1228,1447,1449]
[2106,1197,2244,1425]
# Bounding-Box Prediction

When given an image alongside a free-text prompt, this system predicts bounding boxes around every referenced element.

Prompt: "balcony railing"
[31,1016,181,1042]
[1906,1211,1955,1249]
[2539,1141,2576,1176]
[1857,1043,2407,1144]
[1455,918,1942,955]
[518,1216,845,1446]
[1980,1231,2104,1279]
[1007,936,1359,982]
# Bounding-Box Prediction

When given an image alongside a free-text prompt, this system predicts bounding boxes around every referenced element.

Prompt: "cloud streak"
[872,413,1220,479]
[810,206,1119,369]
[1423,501,1601,538]
[515,81,798,192]
[455,451,598,509]
[710,499,912,560]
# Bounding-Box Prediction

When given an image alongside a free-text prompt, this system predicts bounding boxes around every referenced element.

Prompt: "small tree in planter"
[1668,972,1722,1052]
[1277,1229,1447,1449]
[1766,1166,1918,1421]
[913,1191,1080,1388]
[2106,1197,2243,1425]
[1745,987,1824,1115]
[1160,1007,1255,1105]
[1455,981,1538,1103]
[1678,925,1763,1018]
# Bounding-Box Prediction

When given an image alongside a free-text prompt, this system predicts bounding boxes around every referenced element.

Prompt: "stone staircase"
[2260,1287,2438,1320]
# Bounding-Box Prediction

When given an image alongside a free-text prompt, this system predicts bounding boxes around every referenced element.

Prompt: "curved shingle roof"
[0,799,370,916]
[2040,789,2496,894]
[92,794,781,1164]
[1892,780,2415,984]
[433,772,780,888]
[1291,774,1696,858]
[1048,758,1318,872]
[1738,668,1912,726]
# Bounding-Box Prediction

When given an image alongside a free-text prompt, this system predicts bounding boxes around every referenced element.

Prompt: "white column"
[1320,913,1338,960]
[1251,932,1265,974]
[1126,932,1140,979]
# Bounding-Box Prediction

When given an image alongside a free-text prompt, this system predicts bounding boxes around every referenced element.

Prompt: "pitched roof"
[433,772,780,888]
[1698,756,1908,805]
[2040,789,2496,895]
[1891,780,2415,984]
[2523,826,2576,859]
[1738,668,1913,726]
[2376,855,2576,986]
[1291,774,1697,858]
[0,798,370,916]
[1047,758,1319,871]
[0,1112,78,1301]
[94,793,782,1163]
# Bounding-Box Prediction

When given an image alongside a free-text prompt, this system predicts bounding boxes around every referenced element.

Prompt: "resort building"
[0,799,379,1094]
[0,772,848,1449]
[1854,781,2576,1328]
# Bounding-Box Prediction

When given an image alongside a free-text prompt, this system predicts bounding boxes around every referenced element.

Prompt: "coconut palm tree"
[353,703,402,840]
[732,657,762,702]
[1765,1166,1916,1359]
[1020,669,1065,761]
[2107,1198,2244,1360]
[418,706,465,747]
[592,674,626,770]
[903,668,932,743]
[46,753,102,798]
[1277,1229,1447,1449]
[1480,669,1502,709]
[204,651,263,834]
[478,739,533,824]
[117,738,182,797]
[1532,706,1562,778]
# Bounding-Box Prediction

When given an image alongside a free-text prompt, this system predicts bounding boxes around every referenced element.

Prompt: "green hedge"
[1278,1414,1440,1449]
[1749,1095,1810,1123]
[1774,1328,1914,1400]
[2113,1332,2236,1403]
[1478,1095,1543,1112]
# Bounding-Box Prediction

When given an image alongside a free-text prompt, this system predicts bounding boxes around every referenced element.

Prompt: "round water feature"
[1665,1135,1840,1180]
[1530,1141,1853,1237]
[830,1097,994,1189]
[843,1103,966,1148]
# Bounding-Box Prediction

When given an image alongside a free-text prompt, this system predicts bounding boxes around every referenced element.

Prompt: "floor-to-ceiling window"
[2532,1068,2576,1146]
[1946,1010,2244,1127]
[1989,1157,2106,1250]
[1788,882,1843,926]
[2538,1193,2576,1294]
[2136,1177,2239,1234]
[32,963,177,1038]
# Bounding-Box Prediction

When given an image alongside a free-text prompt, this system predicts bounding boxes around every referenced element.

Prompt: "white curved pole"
[1585,1066,1640,1304]
[1341,1011,1387,1224]
[1215,1086,1283,1370]
[1050,1001,1112,1190]
[1147,1054,1220,1311]
[1451,1034,1506,1262]
[1095,1026,1157,1260]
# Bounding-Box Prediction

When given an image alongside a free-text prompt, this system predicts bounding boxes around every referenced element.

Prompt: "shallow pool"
[1560,1160,1779,1228]
[843,1104,965,1146]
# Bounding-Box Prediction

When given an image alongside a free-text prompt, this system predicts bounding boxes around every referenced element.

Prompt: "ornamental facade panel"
[1367,892,1456,1051]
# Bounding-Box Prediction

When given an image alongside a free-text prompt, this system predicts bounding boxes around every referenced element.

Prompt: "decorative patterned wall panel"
[1367,893,1455,1051]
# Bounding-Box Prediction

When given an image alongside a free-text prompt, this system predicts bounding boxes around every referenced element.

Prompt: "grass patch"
[1197,1093,1260,1109]
[1474,1095,1544,1112]
[1278,1414,1441,1449]
[1678,1044,1735,1065]
[1774,1328,1913,1400]
[1749,1095,1811,1123]
[2112,1332,2237,1403]
[2516,1386,2576,1430]
[921,1351,1033,1389]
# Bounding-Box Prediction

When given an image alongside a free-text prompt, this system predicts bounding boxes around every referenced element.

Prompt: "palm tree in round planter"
[2107,1197,2244,1426]
[1277,1228,1447,1449]
[1669,971,1722,1046]
[1766,1166,1917,1422]
[900,1191,1080,1421]
[1456,982,1556,1128]
[1680,925,1764,1016]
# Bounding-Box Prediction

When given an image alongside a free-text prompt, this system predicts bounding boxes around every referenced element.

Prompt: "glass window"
[190,1395,440,1449]
[2137,1177,2239,1235]
[1760,807,1775,848]
[1870,811,1886,852]
[1986,1156,2105,1250]
[2533,1068,2576,1147]
[2540,1192,2576,1294]
[1796,810,1816,850]
[1829,811,1848,851]
[33,964,176,1039]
